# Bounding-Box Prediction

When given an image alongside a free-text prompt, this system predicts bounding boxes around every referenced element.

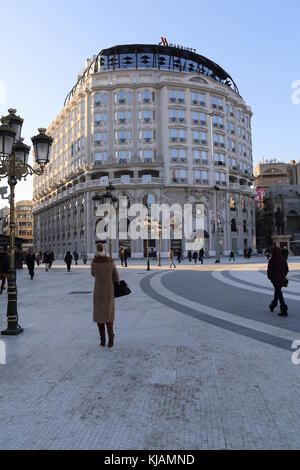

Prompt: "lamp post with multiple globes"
[0,109,53,335]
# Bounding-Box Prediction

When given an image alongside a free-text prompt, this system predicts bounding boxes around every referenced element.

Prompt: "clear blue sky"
[1,0,299,207]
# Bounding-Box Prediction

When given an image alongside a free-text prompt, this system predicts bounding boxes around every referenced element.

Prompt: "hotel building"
[33,43,255,257]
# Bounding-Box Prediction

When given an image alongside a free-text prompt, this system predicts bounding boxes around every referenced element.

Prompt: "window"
[94,93,101,106]
[143,90,151,102]
[173,169,187,181]
[170,90,176,102]
[230,197,236,210]
[231,219,237,232]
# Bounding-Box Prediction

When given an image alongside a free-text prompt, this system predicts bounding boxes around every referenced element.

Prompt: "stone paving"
[0,257,300,449]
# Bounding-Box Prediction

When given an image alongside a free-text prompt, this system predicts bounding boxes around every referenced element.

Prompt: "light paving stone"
[0,259,300,449]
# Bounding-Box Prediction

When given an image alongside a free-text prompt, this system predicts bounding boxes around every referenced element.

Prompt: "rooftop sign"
[159,37,196,53]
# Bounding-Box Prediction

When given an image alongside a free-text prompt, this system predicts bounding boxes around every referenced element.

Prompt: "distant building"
[254,159,300,191]
[256,185,300,254]
[0,207,9,234]
[6,200,33,251]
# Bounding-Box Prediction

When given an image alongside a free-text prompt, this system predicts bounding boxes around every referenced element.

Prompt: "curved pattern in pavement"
[140,270,299,352]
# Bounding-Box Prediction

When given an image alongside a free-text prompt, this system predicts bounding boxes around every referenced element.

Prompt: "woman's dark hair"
[272,246,282,258]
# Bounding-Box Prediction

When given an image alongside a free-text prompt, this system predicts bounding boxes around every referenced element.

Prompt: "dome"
[64,43,239,104]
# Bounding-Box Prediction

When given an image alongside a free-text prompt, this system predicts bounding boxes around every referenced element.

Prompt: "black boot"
[269,301,277,312]
[97,323,106,346]
[106,322,114,348]
[278,305,288,316]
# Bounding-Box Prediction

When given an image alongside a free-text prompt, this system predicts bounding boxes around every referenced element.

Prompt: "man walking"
[73,250,79,265]
[122,246,128,267]
[192,250,198,264]
[169,249,176,268]
[64,251,73,272]
[229,250,235,262]
[25,250,36,279]
[199,248,204,265]
[281,246,289,260]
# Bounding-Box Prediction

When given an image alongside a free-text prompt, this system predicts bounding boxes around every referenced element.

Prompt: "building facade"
[0,207,9,235]
[7,200,33,251]
[33,43,255,258]
[255,159,300,191]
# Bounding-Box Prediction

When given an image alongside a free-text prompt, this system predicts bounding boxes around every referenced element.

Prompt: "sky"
[0,0,300,208]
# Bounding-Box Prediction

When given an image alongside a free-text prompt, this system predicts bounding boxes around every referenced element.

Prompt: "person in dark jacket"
[73,250,79,265]
[267,246,289,316]
[25,250,36,279]
[199,248,204,264]
[188,250,192,262]
[121,246,128,267]
[281,246,289,260]
[192,250,198,264]
[0,248,9,294]
[229,250,235,261]
[64,251,73,272]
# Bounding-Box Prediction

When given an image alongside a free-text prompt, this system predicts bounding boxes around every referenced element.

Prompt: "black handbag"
[114,280,131,298]
[281,278,289,288]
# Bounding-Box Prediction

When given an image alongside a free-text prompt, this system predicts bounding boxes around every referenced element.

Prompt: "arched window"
[242,199,246,212]
[231,218,237,232]
[230,197,236,211]
[143,193,155,208]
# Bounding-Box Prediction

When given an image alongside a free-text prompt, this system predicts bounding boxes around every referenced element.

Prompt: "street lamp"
[208,111,222,263]
[0,110,53,336]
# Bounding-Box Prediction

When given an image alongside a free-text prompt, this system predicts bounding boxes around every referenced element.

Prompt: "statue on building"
[274,207,285,235]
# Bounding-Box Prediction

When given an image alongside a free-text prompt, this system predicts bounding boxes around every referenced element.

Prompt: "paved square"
[0,257,300,449]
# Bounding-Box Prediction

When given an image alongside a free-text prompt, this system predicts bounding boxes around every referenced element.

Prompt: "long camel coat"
[91,255,119,323]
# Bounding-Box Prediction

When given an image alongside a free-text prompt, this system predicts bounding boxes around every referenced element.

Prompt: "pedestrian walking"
[248,246,252,259]
[199,248,204,265]
[281,245,289,260]
[49,250,55,268]
[169,249,176,268]
[122,246,128,267]
[43,250,51,271]
[244,248,248,259]
[188,250,192,262]
[82,252,88,265]
[267,246,289,316]
[64,251,73,272]
[177,250,182,263]
[192,250,198,264]
[91,243,119,348]
[0,248,9,294]
[35,252,41,266]
[25,250,36,279]
[73,250,79,265]
[229,250,235,261]
[119,246,124,267]
[265,248,271,260]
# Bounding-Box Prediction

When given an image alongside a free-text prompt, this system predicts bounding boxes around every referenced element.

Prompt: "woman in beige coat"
[91,243,119,347]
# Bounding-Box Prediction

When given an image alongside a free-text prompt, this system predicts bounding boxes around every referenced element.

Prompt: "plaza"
[0,256,300,450]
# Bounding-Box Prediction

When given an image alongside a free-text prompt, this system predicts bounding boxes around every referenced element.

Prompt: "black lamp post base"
[1,325,23,336]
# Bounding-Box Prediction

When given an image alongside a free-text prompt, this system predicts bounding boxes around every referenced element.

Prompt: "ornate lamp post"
[0,109,53,335]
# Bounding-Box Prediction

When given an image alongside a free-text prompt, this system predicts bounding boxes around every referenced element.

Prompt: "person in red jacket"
[267,247,289,316]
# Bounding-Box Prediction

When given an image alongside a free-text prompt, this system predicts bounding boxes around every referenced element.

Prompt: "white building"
[33,43,255,258]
